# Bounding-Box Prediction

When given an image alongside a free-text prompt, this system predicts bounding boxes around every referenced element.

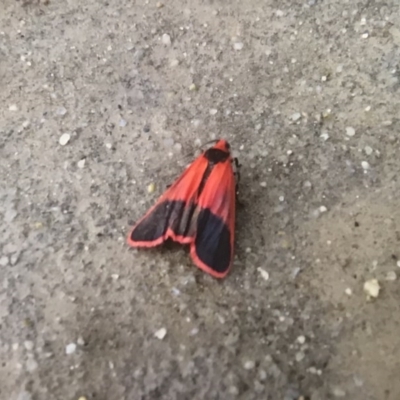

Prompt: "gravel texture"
[1,1,400,399]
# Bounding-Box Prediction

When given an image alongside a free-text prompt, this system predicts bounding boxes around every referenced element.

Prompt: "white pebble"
[65,343,77,355]
[279,196,284,202]
[257,267,270,281]
[275,10,284,17]
[22,120,30,129]
[332,387,346,398]
[56,106,67,116]
[295,351,305,362]
[345,126,355,137]
[59,133,71,146]
[361,32,369,39]
[363,279,380,298]
[9,104,18,111]
[397,260,400,268]
[154,327,167,340]
[77,159,86,169]
[24,341,34,351]
[260,182,267,187]
[162,33,171,45]
[26,358,38,372]
[0,256,9,266]
[345,288,352,296]
[365,105,371,112]
[319,206,327,213]
[209,108,218,115]
[290,112,301,122]
[233,42,244,51]
[385,271,397,281]
[170,59,179,67]
[77,336,85,346]
[17,391,32,400]
[361,161,370,170]
[105,143,112,149]
[320,132,329,141]
[243,360,255,370]
[119,118,127,127]
[111,274,119,280]
[364,146,373,155]
[297,335,306,344]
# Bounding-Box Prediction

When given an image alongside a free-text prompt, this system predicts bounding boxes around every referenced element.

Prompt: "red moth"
[127,139,239,278]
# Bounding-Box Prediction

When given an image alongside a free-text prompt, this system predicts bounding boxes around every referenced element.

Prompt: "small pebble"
[65,343,77,355]
[105,143,112,149]
[364,146,373,155]
[111,274,119,280]
[9,104,18,111]
[345,288,353,296]
[257,267,270,281]
[24,341,34,351]
[275,10,284,17]
[397,260,400,268]
[295,351,305,362]
[320,132,329,141]
[119,118,127,127]
[156,2,164,8]
[365,105,371,112]
[385,271,397,281]
[170,59,179,67]
[22,120,30,129]
[233,42,244,51]
[189,83,197,91]
[345,127,355,137]
[332,387,346,398]
[361,32,369,39]
[243,360,255,370]
[59,133,71,146]
[260,182,267,187]
[56,106,67,116]
[297,335,306,344]
[147,183,155,193]
[209,108,218,115]
[0,256,9,266]
[319,206,327,213]
[290,112,301,122]
[17,391,32,400]
[77,337,85,346]
[26,358,38,372]
[361,161,370,170]
[154,327,167,340]
[162,34,171,45]
[363,279,380,298]
[77,159,86,169]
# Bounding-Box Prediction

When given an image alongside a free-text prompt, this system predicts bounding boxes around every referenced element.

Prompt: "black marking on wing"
[130,200,198,242]
[194,208,231,273]
[197,148,230,196]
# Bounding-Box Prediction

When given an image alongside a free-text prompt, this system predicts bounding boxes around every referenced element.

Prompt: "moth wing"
[127,155,207,247]
[190,159,236,278]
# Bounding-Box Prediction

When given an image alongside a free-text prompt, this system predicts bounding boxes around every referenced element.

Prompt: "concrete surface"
[1,0,400,399]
